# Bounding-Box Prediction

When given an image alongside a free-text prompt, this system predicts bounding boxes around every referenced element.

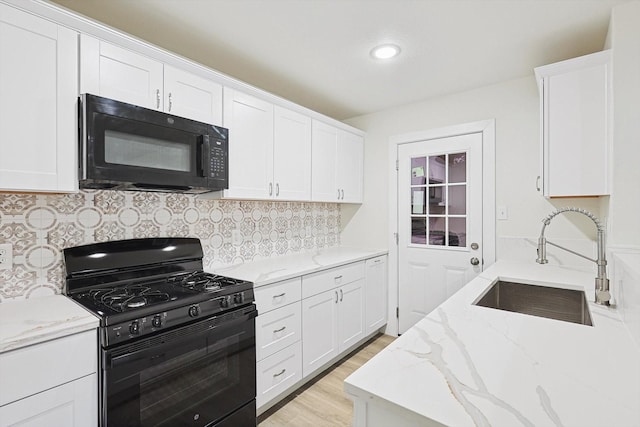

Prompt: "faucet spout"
[535,207,611,306]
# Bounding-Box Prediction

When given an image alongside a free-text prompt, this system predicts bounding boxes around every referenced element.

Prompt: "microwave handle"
[198,135,210,177]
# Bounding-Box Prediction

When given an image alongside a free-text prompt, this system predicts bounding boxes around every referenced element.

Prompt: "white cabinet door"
[0,4,77,192]
[222,88,274,199]
[365,256,388,335]
[337,279,365,351]
[80,34,163,110]
[337,130,364,203]
[535,50,610,197]
[164,64,222,125]
[301,289,339,377]
[311,120,339,202]
[0,374,97,427]
[273,106,312,201]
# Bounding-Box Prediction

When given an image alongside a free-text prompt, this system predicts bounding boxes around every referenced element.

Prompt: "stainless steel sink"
[474,280,593,326]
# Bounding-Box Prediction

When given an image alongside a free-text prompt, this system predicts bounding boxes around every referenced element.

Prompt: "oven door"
[102,305,257,427]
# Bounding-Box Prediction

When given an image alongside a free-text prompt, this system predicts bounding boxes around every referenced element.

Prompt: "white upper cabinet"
[80,35,222,125]
[273,106,312,200]
[0,4,78,193]
[535,50,611,197]
[311,120,339,202]
[164,64,223,125]
[220,89,312,201]
[222,88,274,199]
[337,129,364,203]
[312,120,364,203]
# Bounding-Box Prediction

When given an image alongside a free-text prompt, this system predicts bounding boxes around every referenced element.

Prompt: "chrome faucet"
[536,207,611,306]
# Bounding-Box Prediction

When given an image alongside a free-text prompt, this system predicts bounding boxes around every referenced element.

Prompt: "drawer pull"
[273,368,286,378]
[339,289,343,302]
[334,275,343,280]
[273,326,287,333]
[273,293,286,299]
[335,291,338,303]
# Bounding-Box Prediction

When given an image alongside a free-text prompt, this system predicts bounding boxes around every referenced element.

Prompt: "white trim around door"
[386,119,496,336]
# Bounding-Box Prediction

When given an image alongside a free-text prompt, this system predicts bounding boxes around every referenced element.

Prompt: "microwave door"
[85,113,209,191]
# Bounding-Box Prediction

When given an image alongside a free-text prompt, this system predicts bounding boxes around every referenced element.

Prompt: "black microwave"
[79,94,228,194]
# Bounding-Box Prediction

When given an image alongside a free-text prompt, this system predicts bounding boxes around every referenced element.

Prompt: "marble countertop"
[0,295,99,354]
[211,246,388,287]
[344,261,640,427]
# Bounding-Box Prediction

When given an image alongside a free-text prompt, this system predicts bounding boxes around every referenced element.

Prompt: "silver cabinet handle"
[273,368,286,378]
[334,275,343,280]
[156,89,160,109]
[337,189,341,199]
[335,291,338,303]
[276,183,280,196]
[536,176,541,192]
[272,292,286,299]
[470,257,480,266]
[168,92,173,112]
[273,326,286,333]
[341,189,344,200]
[339,289,343,302]
[269,182,273,196]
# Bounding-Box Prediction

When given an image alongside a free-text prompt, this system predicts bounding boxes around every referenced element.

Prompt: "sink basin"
[474,280,593,326]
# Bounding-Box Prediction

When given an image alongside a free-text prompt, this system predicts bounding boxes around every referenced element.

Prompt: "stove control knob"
[152,315,163,328]
[129,320,140,335]
[219,296,229,308]
[188,305,200,318]
[233,292,244,304]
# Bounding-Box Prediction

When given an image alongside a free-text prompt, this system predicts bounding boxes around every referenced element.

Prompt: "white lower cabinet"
[0,374,97,427]
[301,262,365,377]
[255,256,387,413]
[256,341,303,409]
[365,256,388,335]
[0,329,98,427]
[255,278,303,412]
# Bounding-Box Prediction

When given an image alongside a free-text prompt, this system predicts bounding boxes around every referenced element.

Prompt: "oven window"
[105,130,191,172]
[105,315,256,427]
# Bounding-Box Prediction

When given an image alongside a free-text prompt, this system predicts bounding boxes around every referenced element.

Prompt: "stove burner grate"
[87,285,172,312]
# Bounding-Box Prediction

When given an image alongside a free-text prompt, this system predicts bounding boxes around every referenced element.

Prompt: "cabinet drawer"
[256,341,302,409]
[302,261,365,299]
[256,302,301,361]
[0,329,97,406]
[255,278,301,314]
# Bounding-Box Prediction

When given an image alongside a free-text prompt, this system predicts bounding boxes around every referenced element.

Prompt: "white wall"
[608,1,640,248]
[342,75,604,261]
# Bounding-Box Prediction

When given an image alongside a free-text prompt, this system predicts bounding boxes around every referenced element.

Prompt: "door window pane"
[411,217,427,244]
[411,157,427,185]
[448,185,466,215]
[449,217,466,247]
[448,152,466,183]
[409,150,469,248]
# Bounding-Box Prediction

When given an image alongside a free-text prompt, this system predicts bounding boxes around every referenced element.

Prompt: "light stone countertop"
[344,260,640,427]
[0,295,99,354]
[211,246,388,287]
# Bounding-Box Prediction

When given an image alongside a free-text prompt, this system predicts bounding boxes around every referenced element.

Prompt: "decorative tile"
[94,221,126,242]
[0,194,36,215]
[46,193,85,214]
[0,190,340,301]
[94,191,125,215]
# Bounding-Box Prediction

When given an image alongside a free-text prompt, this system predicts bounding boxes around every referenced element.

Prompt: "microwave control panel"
[208,138,228,181]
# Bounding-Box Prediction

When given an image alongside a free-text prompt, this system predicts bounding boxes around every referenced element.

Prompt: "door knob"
[470,257,480,266]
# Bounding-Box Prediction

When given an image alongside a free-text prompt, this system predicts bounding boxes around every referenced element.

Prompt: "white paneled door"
[398,132,483,333]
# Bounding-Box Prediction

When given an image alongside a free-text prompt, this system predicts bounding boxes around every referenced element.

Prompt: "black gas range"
[63,237,257,427]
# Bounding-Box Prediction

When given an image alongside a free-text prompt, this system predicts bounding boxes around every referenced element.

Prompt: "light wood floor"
[257,333,396,427]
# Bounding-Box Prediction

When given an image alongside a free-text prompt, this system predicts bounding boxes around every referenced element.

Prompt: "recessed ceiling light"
[370,44,401,60]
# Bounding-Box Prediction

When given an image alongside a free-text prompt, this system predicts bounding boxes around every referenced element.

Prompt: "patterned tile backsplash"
[0,191,340,301]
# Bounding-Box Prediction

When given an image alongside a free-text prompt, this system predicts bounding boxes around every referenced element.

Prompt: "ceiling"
[49,0,626,121]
